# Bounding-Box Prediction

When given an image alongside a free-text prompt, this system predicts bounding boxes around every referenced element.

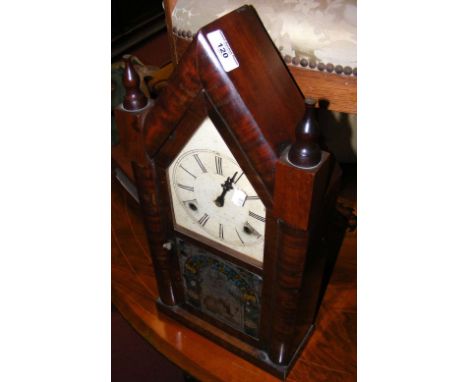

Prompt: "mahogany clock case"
[148,93,267,349]
[117,5,347,379]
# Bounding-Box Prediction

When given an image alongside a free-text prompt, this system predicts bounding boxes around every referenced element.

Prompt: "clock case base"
[157,299,314,380]
[156,207,346,380]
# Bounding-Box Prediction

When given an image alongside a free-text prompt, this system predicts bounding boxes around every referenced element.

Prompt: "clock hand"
[214,172,238,207]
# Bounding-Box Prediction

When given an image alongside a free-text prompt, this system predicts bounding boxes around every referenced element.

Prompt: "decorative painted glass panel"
[176,237,262,338]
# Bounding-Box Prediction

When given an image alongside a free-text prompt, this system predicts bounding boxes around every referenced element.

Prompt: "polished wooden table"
[111,177,356,382]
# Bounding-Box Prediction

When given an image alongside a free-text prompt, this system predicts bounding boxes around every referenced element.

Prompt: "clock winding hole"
[243,225,252,235]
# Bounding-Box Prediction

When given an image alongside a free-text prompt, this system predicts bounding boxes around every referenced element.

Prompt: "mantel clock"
[113,6,345,379]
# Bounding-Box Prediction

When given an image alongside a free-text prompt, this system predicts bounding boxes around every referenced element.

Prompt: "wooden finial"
[287,98,322,168]
[122,55,148,111]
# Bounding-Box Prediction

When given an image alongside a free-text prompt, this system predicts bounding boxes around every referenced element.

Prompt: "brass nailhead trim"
[172,30,357,76]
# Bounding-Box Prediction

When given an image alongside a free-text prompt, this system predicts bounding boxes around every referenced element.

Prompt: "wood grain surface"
[113,8,356,379]
[111,175,356,381]
[172,33,356,115]
[132,8,347,375]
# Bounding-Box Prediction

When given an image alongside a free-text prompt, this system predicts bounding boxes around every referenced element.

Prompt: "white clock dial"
[168,118,266,264]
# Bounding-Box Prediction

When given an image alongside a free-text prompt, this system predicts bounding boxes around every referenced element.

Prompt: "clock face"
[168,118,266,264]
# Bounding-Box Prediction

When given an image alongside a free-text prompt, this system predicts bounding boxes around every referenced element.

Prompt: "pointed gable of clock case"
[143,5,305,205]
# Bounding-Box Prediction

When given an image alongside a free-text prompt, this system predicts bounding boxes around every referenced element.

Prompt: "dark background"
[111,0,165,61]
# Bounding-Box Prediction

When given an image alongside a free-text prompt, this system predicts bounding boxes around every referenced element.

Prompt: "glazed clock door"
[167,117,266,266]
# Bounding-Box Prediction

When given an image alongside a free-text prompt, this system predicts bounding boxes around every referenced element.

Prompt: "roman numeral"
[249,211,266,223]
[243,195,260,206]
[234,172,244,184]
[218,224,224,239]
[180,165,196,179]
[198,213,210,227]
[246,195,259,201]
[215,156,223,175]
[177,183,194,192]
[235,228,245,245]
[193,154,207,173]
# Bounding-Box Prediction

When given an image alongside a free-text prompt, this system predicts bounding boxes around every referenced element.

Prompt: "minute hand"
[214,172,238,207]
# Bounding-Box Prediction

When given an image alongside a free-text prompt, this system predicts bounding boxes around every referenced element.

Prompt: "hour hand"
[214,193,227,207]
[214,172,238,207]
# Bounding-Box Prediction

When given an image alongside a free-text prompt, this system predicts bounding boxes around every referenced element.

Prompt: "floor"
[112,305,186,382]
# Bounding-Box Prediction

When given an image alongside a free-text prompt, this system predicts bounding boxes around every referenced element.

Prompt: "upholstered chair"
[163,0,357,163]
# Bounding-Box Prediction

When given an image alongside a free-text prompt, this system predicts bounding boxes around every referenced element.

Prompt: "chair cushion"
[172,0,356,74]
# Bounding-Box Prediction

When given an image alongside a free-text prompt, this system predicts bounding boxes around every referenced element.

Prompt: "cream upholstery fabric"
[172,0,356,69]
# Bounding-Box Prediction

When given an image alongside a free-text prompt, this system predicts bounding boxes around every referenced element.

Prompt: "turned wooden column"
[132,160,182,306]
[113,56,152,169]
[113,57,181,306]
[265,99,333,365]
